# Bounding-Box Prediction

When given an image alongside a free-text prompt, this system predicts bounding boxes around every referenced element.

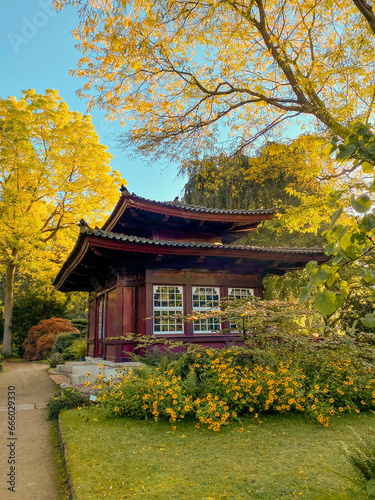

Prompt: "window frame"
[228,287,255,300]
[153,285,184,335]
[228,287,255,332]
[192,286,221,334]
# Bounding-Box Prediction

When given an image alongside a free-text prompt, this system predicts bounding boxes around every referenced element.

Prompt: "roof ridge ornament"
[120,184,130,196]
[78,219,89,233]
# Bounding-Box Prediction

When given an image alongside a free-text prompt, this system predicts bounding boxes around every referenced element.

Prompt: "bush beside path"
[0,361,61,500]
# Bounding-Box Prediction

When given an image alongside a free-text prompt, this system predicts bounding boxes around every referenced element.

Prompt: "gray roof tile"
[84,226,325,255]
[130,193,276,216]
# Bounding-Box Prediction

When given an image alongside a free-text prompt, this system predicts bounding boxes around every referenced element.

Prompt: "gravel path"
[0,361,60,500]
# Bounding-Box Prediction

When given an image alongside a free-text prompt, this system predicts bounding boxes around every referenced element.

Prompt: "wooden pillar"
[185,284,193,336]
[122,287,135,334]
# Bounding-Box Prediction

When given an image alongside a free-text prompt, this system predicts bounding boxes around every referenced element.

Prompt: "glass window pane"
[153,286,184,334]
[192,287,220,334]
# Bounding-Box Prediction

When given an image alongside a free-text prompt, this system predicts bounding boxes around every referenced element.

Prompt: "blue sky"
[0,0,186,201]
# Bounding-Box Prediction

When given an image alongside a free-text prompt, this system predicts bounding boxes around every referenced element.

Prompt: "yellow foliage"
[54,0,375,162]
[0,88,125,279]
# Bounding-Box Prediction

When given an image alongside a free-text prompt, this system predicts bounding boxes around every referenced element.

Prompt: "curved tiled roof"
[126,192,276,216]
[81,226,325,255]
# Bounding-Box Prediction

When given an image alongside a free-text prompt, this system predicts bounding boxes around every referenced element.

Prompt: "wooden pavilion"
[54,186,329,362]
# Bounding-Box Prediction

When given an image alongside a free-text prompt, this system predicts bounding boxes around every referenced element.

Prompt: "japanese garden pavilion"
[54,186,329,362]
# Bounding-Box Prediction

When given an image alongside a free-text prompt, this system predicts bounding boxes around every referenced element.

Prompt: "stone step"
[49,374,70,385]
[54,360,143,386]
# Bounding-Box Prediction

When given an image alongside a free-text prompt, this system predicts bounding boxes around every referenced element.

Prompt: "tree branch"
[352,0,375,34]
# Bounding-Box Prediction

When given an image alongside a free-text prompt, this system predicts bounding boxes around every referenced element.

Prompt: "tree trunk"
[2,261,16,356]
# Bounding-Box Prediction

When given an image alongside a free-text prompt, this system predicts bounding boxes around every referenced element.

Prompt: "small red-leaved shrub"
[22,318,79,361]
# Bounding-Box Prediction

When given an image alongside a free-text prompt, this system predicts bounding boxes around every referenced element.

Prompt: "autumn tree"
[55,0,374,163]
[181,137,330,300]
[52,0,375,326]
[182,135,342,237]
[0,89,124,356]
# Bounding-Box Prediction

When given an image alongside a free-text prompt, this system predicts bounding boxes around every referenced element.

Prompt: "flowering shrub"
[96,335,375,430]
[97,366,196,423]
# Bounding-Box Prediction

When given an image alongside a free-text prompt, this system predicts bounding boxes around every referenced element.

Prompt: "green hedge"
[52,332,81,354]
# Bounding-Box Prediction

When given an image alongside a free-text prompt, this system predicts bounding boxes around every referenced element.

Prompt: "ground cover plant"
[47,387,89,421]
[60,408,374,499]
[343,427,375,497]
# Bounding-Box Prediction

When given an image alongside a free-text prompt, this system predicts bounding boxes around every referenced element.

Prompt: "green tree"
[301,124,375,325]
[182,136,334,242]
[182,138,328,299]
[11,280,87,356]
[0,89,124,356]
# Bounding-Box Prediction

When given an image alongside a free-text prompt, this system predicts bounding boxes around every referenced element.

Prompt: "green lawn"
[60,409,374,499]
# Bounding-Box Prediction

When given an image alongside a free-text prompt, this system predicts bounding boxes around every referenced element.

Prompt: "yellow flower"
[84,382,90,387]
[114,407,119,412]
[314,385,320,390]
[77,406,82,410]
[98,363,104,368]
[85,372,90,376]
[98,373,103,380]
[339,407,344,412]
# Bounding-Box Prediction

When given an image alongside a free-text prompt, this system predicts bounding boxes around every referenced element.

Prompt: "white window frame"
[192,286,221,334]
[228,288,255,331]
[228,288,255,300]
[153,285,184,335]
